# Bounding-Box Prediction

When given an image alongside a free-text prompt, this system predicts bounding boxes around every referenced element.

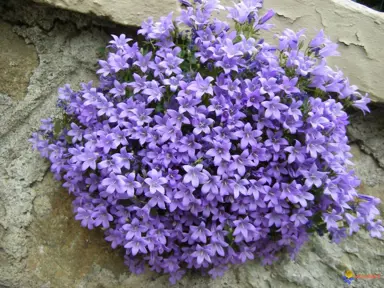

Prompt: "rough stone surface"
[30,0,384,102]
[1,1,384,288]
[348,105,384,168]
[350,144,384,213]
[32,0,181,27]
[0,20,38,100]
[259,0,384,102]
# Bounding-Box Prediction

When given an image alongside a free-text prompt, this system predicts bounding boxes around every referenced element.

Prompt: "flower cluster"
[30,0,382,283]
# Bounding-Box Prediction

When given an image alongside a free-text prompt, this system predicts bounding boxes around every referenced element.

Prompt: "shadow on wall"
[352,0,384,11]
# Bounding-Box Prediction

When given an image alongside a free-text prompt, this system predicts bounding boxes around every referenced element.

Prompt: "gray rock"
[0,1,110,287]
[1,1,384,288]
[32,0,180,28]
[0,20,38,100]
[348,105,384,169]
[30,0,384,102]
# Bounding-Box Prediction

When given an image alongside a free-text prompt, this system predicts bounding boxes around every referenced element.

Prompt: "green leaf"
[226,227,234,245]
[155,103,164,113]
[53,118,63,137]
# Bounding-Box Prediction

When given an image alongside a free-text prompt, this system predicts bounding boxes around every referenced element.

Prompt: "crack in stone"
[338,39,375,60]
[315,8,326,28]
[275,12,304,24]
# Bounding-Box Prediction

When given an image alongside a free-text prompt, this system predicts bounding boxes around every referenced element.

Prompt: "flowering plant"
[30,0,382,283]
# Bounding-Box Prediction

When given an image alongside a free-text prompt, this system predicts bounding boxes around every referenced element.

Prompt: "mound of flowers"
[30,0,382,283]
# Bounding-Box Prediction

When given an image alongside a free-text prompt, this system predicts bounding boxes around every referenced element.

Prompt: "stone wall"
[262,0,384,102]
[30,0,384,101]
[1,0,384,288]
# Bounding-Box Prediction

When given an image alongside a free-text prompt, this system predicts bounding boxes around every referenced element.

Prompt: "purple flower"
[179,0,192,7]
[345,213,364,235]
[287,99,303,121]
[234,123,262,149]
[67,123,83,143]
[265,211,284,227]
[209,266,228,279]
[259,9,275,24]
[191,245,213,265]
[290,209,312,227]
[190,222,212,243]
[110,80,128,98]
[229,149,254,176]
[85,173,100,192]
[178,134,202,158]
[352,94,370,115]
[183,164,209,187]
[215,56,239,74]
[159,52,184,76]
[31,3,379,283]
[77,149,99,170]
[206,140,232,165]
[75,208,94,229]
[220,38,243,58]
[129,73,147,94]
[233,217,256,241]
[144,169,168,194]
[123,218,148,240]
[108,53,130,73]
[367,220,384,238]
[177,94,200,114]
[188,73,214,98]
[301,164,327,188]
[97,60,113,76]
[284,140,305,164]
[278,28,305,50]
[122,172,141,197]
[233,175,249,199]
[97,133,119,154]
[40,118,53,132]
[125,237,148,256]
[148,192,171,209]
[281,76,300,94]
[265,130,289,153]
[164,72,184,89]
[92,206,113,228]
[142,80,165,103]
[105,229,124,249]
[134,51,152,72]
[101,173,127,194]
[191,115,214,135]
[291,188,314,208]
[156,120,180,143]
[259,78,281,97]
[306,138,326,158]
[138,17,153,36]
[261,96,288,120]
[238,247,255,263]
[109,34,132,49]
[98,157,121,174]
[323,209,343,230]
[112,147,133,170]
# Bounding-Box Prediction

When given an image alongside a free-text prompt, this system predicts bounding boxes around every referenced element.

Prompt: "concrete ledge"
[32,0,384,101]
[32,0,180,27]
[262,0,384,102]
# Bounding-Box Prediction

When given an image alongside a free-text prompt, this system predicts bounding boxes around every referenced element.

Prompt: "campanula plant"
[30,0,382,283]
